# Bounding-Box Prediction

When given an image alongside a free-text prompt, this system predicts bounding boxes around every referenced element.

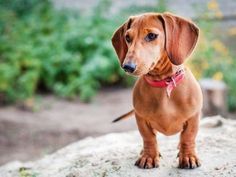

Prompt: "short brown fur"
[111,12,202,169]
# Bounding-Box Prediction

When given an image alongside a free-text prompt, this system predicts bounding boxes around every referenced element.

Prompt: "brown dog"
[111,12,202,169]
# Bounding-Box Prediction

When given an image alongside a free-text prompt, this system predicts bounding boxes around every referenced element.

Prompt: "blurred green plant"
[189,0,236,111]
[0,0,166,103]
[19,167,39,177]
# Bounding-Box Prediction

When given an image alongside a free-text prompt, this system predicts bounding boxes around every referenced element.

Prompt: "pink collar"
[144,69,185,97]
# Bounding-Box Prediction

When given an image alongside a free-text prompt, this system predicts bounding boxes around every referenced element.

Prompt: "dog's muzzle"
[122,62,136,73]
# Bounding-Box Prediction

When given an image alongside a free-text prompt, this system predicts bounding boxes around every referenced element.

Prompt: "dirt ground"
[0,88,136,165]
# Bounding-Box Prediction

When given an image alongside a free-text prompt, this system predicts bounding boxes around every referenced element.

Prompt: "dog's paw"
[135,153,160,169]
[178,153,201,169]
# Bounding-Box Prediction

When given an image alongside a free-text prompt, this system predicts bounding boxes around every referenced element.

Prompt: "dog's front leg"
[135,114,160,169]
[178,113,201,169]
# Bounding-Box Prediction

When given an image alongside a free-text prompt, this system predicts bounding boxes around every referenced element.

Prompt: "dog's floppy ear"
[111,18,133,65]
[159,13,199,65]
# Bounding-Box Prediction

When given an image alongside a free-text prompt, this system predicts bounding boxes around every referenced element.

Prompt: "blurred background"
[0,0,235,166]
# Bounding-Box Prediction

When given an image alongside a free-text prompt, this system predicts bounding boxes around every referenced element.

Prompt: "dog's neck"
[146,53,182,80]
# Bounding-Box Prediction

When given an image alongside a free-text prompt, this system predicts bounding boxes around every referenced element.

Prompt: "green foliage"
[121,0,167,14]
[0,0,133,102]
[19,167,39,177]
[189,6,236,111]
[0,0,49,17]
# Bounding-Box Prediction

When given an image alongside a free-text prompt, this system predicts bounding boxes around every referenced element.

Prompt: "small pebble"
[111,161,119,165]
[66,173,76,177]
[92,163,99,166]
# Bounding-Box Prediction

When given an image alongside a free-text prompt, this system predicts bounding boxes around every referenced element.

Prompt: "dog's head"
[111,12,199,76]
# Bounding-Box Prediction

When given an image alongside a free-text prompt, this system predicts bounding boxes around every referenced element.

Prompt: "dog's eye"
[145,33,158,42]
[125,35,132,43]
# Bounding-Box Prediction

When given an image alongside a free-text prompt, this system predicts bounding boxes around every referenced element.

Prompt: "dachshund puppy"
[111,12,202,169]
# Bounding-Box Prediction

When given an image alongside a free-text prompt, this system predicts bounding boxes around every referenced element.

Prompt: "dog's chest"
[133,79,193,135]
[134,98,186,135]
[133,84,185,118]
[133,76,199,119]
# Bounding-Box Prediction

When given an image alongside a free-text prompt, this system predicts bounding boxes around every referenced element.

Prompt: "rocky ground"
[0,116,235,177]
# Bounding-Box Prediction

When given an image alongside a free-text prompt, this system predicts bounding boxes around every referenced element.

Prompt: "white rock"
[0,117,236,177]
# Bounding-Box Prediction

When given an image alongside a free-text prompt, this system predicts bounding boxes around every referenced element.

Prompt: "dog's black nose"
[122,62,136,73]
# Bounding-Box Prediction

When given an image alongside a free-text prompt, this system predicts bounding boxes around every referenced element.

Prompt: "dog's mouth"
[137,63,158,76]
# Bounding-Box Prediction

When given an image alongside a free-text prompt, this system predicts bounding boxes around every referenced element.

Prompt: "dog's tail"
[112,109,135,123]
